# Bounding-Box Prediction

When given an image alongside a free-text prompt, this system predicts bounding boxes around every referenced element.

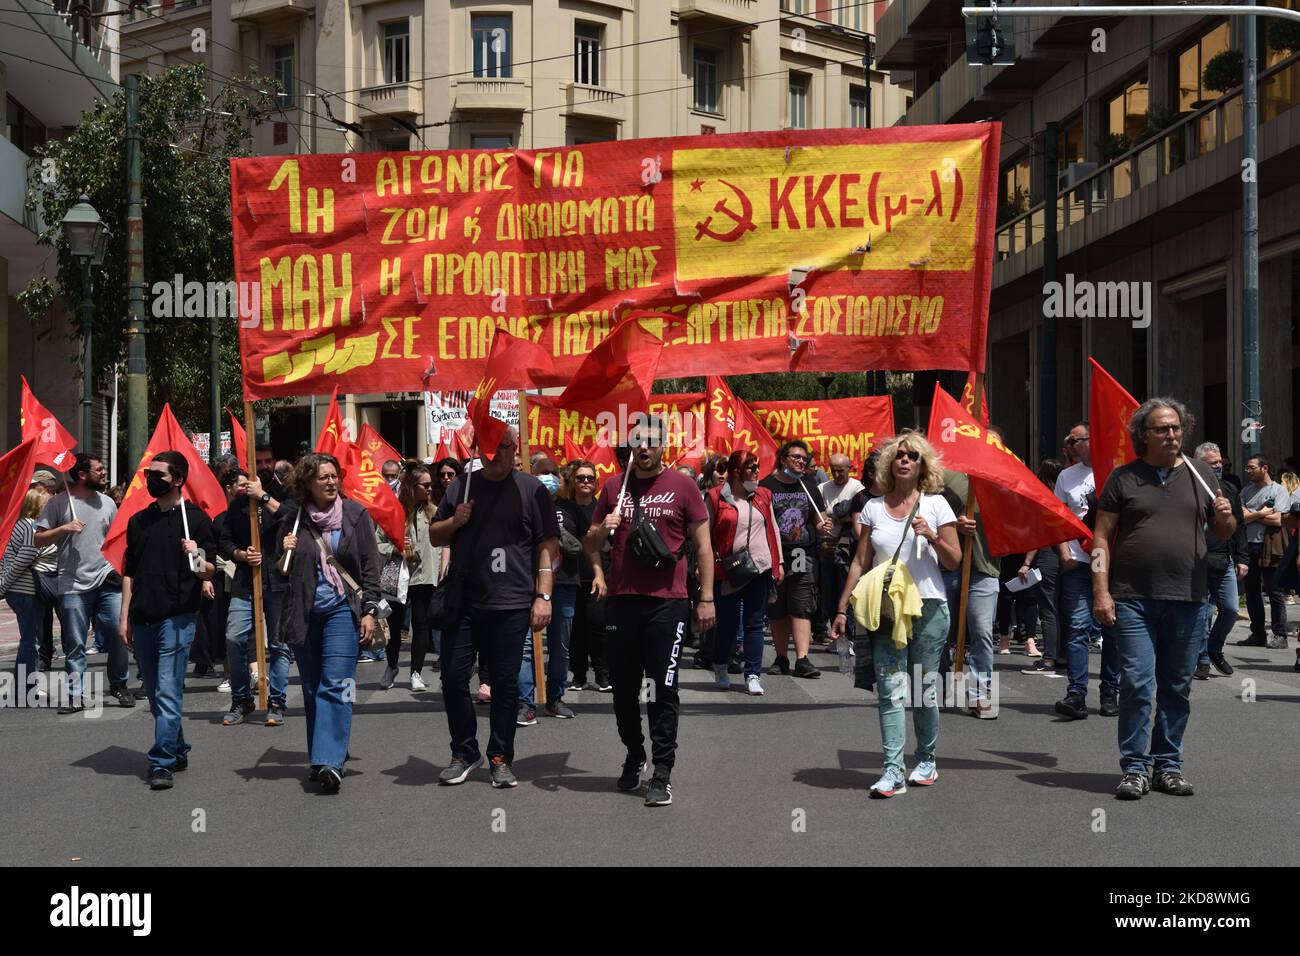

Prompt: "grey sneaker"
[222,700,254,726]
[545,700,575,719]
[869,768,907,798]
[379,665,398,689]
[1115,772,1151,800]
[1267,635,1289,650]
[438,755,483,785]
[489,756,517,789]
[516,704,538,726]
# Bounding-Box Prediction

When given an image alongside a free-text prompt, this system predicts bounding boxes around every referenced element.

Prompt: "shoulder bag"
[877,495,924,627]
[721,495,761,588]
[306,520,391,624]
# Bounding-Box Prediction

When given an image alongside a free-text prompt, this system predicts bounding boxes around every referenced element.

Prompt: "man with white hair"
[1191,443,1246,679]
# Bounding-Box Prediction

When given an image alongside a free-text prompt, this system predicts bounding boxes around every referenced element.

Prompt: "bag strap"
[306,519,363,600]
[888,495,925,567]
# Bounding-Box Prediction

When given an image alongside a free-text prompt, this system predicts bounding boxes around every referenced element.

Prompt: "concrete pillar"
[1154,292,1205,448]
[1259,254,1292,464]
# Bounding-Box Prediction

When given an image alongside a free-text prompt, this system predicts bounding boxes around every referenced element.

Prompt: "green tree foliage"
[23,65,278,431]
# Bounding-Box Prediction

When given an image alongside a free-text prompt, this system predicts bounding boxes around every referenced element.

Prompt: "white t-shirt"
[858,493,957,600]
[1054,462,1094,563]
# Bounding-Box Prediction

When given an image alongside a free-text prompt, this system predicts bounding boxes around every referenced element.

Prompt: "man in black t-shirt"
[1092,399,1235,801]
[430,427,559,789]
[119,451,218,790]
[760,440,832,679]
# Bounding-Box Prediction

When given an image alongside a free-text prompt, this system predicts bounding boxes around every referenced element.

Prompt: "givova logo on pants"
[665,622,684,688]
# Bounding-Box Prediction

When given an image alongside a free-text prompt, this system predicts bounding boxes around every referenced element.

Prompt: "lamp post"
[61,196,107,452]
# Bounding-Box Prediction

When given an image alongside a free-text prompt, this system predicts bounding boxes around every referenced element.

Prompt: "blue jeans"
[441,606,530,764]
[872,598,950,774]
[133,613,196,773]
[1197,566,1239,666]
[58,586,128,693]
[6,593,44,688]
[942,570,999,704]
[1110,599,1203,776]
[291,604,360,773]
[714,572,773,678]
[226,592,290,707]
[519,584,577,706]
[1060,564,1116,699]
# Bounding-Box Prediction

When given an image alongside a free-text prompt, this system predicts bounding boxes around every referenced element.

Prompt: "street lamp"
[61,196,106,451]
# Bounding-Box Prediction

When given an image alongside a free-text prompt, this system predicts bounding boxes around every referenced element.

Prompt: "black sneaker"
[766,654,790,676]
[1152,771,1194,796]
[490,756,518,789]
[644,774,673,807]
[1098,689,1119,717]
[174,757,189,773]
[617,753,646,792]
[595,674,613,692]
[109,685,136,708]
[793,656,821,679]
[148,769,174,791]
[57,701,85,715]
[516,704,538,727]
[438,755,482,786]
[545,700,575,719]
[1054,693,1087,720]
[318,767,342,792]
[727,653,744,675]
[1114,772,1150,800]
[132,685,148,700]
[1193,663,1211,680]
[223,700,254,726]
[1209,653,1234,677]
[567,676,586,693]
[1235,636,1267,647]
[1020,659,1054,675]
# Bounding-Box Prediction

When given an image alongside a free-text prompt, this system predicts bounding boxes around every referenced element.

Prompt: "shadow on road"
[793,749,1022,790]
[70,745,145,778]
[381,755,442,786]
[1017,770,1116,794]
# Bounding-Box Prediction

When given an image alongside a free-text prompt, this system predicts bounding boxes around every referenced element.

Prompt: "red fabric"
[0,439,38,547]
[314,389,405,551]
[563,438,619,494]
[224,406,248,469]
[451,425,474,460]
[1088,357,1139,495]
[927,384,1090,557]
[705,377,779,474]
[706,483,783,585]
[466,332,557,460]
[557,313,675,420]
[102,405,228,573]
[961,372,990,425]
[20,376,76,471]
[358,423,403,469]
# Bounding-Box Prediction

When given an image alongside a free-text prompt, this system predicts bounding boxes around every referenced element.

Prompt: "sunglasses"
[574,475,596,483]
[744,463,760,472]
[1065,435,1090,444]
[439,472,456,479]
[894,450,920,463]
[786,454,809,463]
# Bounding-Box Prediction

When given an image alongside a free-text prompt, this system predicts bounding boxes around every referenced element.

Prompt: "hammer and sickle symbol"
[694,179,757,242]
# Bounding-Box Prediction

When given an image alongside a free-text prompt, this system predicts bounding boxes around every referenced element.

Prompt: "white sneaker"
[713,664,730,689]
[869,769,908,798]
[908,760,938,786]
[746,675,764,696]
[379,666,398,689]
[217,680,231,693]
[410,671,428,692]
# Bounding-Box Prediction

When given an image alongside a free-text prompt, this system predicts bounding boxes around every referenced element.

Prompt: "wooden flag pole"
[517,389,547,706]
[952,373,984,675]
[244,400,269,712]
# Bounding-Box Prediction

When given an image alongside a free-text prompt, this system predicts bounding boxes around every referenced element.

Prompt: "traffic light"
[965,1,1016,66]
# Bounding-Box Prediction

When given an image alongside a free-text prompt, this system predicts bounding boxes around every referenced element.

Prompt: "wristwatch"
[260,493,272,504]
[535,593,552,602]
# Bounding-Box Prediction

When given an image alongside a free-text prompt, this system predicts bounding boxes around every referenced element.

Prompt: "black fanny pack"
[626,476,685,570]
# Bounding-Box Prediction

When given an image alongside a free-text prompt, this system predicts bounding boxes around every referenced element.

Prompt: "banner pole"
[244,399,269,713]
[518,389,546,707]
[953,373,984,675]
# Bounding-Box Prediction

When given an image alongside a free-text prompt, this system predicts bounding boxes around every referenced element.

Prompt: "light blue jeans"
[291,603,360,773]
[942,570,999,704]
[133,613,196,773]
[1197,566,1239,666]
[226,591,290,708]
[519,584,577,706]
[872,598,950,774]
[58,586,128,693]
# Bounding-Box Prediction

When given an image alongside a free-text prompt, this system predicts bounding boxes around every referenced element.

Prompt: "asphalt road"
[1,611,1297,867]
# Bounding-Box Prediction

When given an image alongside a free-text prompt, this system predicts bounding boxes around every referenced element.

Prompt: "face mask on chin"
[538,474,561,494]
[742,479,759,494]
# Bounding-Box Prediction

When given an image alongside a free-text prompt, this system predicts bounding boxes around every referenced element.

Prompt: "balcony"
[231,0,312,24]
[675,0,760,29]
[452,77,528,113]
[1025,0,1130,54]
[876,0,965,72]
[360,83,424,117]
[564,83,626,124]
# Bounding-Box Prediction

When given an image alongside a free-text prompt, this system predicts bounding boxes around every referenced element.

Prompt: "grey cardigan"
[268,499,382,646]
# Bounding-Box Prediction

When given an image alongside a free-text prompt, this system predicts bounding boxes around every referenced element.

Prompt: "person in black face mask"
[119,451,218,790]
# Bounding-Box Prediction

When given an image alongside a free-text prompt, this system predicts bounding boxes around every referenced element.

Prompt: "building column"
[1259,254,1292,464]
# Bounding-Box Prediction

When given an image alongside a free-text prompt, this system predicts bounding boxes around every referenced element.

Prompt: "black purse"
[721,493,761,588]
[626,475,684,569]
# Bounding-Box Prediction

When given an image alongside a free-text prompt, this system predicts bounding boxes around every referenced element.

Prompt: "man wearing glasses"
[1052,422,1117,721]
[1091,399,1235,799]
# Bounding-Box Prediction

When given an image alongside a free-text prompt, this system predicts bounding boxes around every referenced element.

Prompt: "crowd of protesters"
[3,398,1298,804]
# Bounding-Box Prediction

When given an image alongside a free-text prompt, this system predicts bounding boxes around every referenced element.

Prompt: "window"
[783,0,808,13]
[272,44,295,108]
[1000,153,1032,222]
[849,85,868,128]
[383,21,410,85]
[834,2,862,30]
[1058,114,1084,170]
[1104,72,1149,155]
[574,22,601,86]
[789,72,809,129]
[473,15,512,78]
[6,95,46,153]
[1176,22,1230,112]
[471,134,514,149]
[693,47,719,113]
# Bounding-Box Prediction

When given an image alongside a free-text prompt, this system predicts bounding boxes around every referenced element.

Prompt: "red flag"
[0,439,38,547]
[315,388,355,467]
[564,437,620,494]
[224,406,248,468]
[19,376,77,471]
[705,376,779,474]
[451,425,474,460]
[928,384,1090,557]
[433,439,453,462]
[557,313,675,420]
[466,331,557,460]
[961,372,990,425]
[102,405,228,573]
[359,423,403,470]
[1088,358,1139,495]
[314,390,404,551]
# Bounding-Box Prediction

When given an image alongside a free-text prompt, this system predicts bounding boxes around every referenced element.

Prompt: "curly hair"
[873,431,945,495]
[1127,397,1195,456]
[288,452,342,504]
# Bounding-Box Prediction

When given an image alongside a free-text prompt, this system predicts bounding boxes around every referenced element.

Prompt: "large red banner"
[749,396,893,473]
[231,126,999,398]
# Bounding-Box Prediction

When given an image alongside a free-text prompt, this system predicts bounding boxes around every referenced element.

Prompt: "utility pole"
[210,313,221,465]
[125,74,147,471]
[1039,122,1058,463]
[1242,1,1261,460]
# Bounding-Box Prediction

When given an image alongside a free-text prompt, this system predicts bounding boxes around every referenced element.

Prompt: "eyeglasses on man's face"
[1146,424,1183,436]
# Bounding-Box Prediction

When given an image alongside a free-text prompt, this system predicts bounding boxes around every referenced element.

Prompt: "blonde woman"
[832,432,961,798]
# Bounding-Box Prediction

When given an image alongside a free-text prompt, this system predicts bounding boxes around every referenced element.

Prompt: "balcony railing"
[996,52,1300,262]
